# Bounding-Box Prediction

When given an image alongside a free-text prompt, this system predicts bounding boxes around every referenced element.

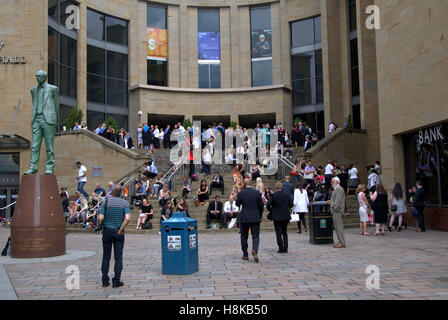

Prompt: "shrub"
[62,107,83,130]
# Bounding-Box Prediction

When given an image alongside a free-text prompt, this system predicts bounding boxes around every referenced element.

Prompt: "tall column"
[179,4,189,87]
[280,0,290,87]
[168,5,180,87]
[321,0,344,131]
[238,6,251,87]
[77,1,87,122]
[230,5,240,87]
[129,0,147,87]
[220,7,231,88]
[271,1,281,85]
[187,7,198,88]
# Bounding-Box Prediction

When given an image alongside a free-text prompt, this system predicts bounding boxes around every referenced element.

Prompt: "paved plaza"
[0,227,447,300]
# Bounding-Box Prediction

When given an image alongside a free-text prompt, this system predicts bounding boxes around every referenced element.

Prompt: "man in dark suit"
[413,180,426,232]
[236,178,264,263]
[209,172,225,196]
[282,176,294,201]
[206,196,224,229]
[267,182,293,253]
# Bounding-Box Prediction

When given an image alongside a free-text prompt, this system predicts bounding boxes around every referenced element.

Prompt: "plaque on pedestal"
[11,174,66,258]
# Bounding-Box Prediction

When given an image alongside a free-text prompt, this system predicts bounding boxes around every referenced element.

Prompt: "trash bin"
[161,211,198,275]
[309,201,334,245]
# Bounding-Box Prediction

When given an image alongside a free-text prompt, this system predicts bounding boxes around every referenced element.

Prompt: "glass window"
[292,54,312,80]
[60,34,77,68]
[198,10,220,88]
[198,10,220,33]
[147,4,167,29]
[252,59,272,87]
[350,39,360,97]
[348,0,357,32]
[87,45,105,76]
[87,74,105,104]
[403,124,448,206]
[106,16,128,46]
[48,59,58,86]
[58,104,73,131]
[59,65,77,98]
[147,60,167,86]
[250,7,272,59]
[291,19,314,48]
[48,27,58,61]
[314,16,322,44]
[48,0,59,23]
[107,78,128,107]
[198,64,210,89]
[107,51,128,80]
[87,9,105,41]
[106,114,128,131]
[87,110,105,130]
[352,104,361,129]
[210,64,221,88]
[199,63,221,89]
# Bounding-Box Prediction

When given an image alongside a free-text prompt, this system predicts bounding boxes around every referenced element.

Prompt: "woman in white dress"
[347,163,359,195]
[293,181,309,233]
[356,184,371,235]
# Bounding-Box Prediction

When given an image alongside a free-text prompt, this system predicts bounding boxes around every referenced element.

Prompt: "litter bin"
[161,211,198,275]
[309,201,334,244]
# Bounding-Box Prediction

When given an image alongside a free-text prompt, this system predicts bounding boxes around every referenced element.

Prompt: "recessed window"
[147,4,168,86]
[251,6,272,87]
[198,9,221,88]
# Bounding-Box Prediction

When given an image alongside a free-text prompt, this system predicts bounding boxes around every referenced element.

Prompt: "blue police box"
[161,211,199,275]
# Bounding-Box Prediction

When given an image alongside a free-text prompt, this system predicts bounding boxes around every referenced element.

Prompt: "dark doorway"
[238,113,276,129]
[192,115,230,129]
[147,114,185,128]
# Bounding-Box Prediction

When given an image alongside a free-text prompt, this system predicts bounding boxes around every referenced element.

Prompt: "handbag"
[412,207,419,217]
[290,213,300,222]
[141,222,153,230]
[290,170,298,177]
[228,218,237,229]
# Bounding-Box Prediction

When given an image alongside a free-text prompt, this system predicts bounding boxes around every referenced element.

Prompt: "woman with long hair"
[261,186,273,204]
[177,198,190,217]
[196,179,209,205]
[388,183,406,231]
[255,177,264,194]
[370,184,389,236]
[356,184,371,235]
[293,181,309,233]
[231,166,243,198]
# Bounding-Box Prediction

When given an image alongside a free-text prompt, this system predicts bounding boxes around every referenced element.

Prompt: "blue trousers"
[77,181,89,198]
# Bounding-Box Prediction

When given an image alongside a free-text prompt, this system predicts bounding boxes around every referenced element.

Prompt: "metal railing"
[93,175,136,211]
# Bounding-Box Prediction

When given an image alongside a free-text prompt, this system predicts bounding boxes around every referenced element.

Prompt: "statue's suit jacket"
[30,82,59,125]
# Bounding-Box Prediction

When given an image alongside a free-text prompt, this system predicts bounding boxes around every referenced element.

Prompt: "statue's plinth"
[11,174,66,258]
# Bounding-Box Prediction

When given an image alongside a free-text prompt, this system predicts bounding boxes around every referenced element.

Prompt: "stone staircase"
[65,167,361,235]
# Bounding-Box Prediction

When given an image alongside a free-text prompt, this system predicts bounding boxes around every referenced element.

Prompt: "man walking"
[282,176,294,201]
[75,161,89,199]
[413,180,426,232]
[98,185,131,288]
[328,177,346,248]
[267,182,293,253]
[236,178,264,262]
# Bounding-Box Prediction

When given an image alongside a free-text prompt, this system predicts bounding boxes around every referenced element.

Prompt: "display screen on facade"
[251,30,272,58]
[147,27,167,59]
[198,32,220,60]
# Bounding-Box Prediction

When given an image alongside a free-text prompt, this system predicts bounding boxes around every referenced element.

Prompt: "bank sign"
[417,124,445,145]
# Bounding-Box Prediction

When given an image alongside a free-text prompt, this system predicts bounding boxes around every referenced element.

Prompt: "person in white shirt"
[75,161,89,198]
[328,122,336,133]
[153,126,160,149]
[293,181,309,233]
[223,195,239,228]
[367,169,380,193]
[347,163,359,194]
[324,160,335,189]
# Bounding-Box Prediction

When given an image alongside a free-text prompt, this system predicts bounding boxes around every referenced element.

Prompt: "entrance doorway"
[0,153,20,219]
[146,114,185,128]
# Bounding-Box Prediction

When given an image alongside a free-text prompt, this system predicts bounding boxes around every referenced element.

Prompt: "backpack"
[141,222,153,230]
[69,216,77,224]
[191,174,198,181]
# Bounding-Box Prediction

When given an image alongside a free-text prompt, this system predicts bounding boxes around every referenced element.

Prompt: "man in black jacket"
[413,180,426,232]
[209,172,225,196]
[267,182,293,253]
[206,196,224,229]
[282,176,294,201]
[236,178,264,262]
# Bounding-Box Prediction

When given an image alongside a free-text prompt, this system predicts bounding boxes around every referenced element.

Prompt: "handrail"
[0,201,16,211]
[93,175,136,210]
[272,153,294,170]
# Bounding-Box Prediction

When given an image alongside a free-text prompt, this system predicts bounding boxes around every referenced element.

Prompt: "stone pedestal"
[11,175,66,258]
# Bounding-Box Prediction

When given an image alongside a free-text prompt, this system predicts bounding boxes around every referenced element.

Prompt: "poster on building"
[147,27,167,59]
[198,32,220,60]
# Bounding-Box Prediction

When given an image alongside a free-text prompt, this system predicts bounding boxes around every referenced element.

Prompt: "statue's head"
[36,70,47,86]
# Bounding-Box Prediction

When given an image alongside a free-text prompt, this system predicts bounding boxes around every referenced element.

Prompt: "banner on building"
[147,27,167,60]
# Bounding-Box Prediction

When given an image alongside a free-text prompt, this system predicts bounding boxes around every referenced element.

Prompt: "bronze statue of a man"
[24,70,59,175]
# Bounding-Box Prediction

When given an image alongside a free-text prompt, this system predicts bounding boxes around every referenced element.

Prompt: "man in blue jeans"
[75,161,89,198]
[98,185,131,288]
